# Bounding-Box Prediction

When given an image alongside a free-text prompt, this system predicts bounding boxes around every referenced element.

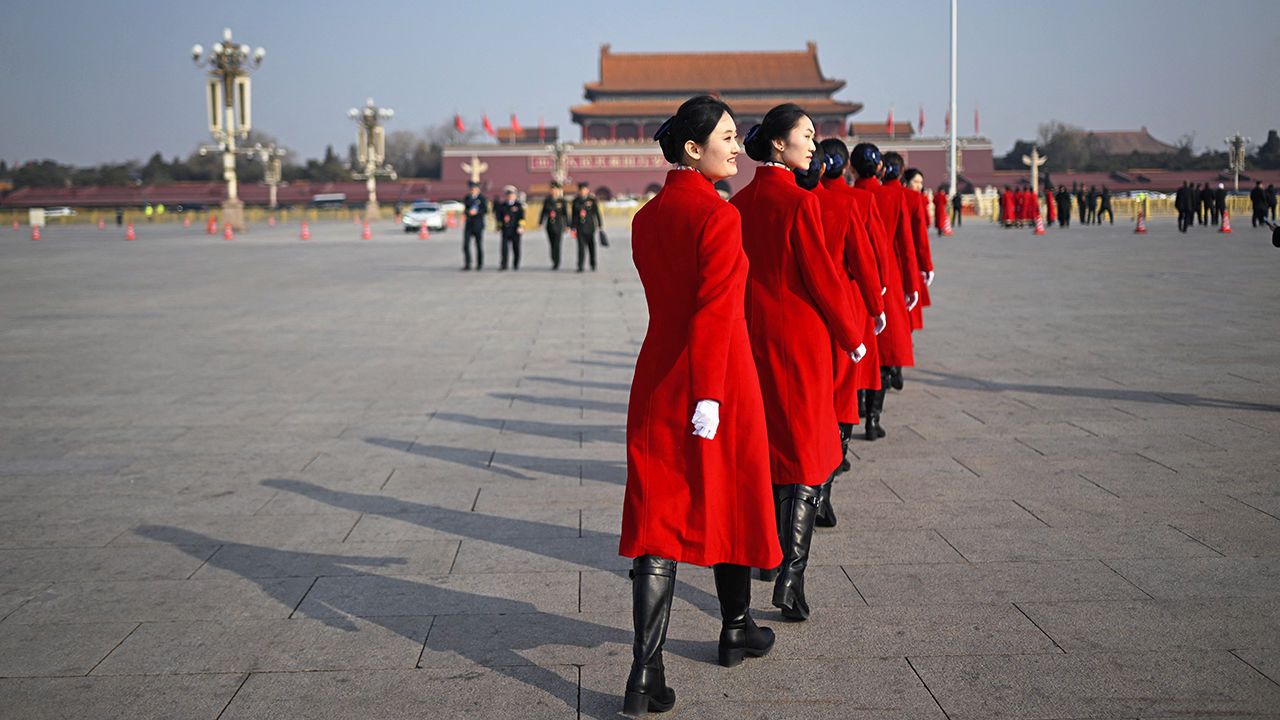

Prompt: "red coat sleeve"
[688,204,741,403]
[844,208,884,316]
[892,200,921,295]
[914,196,934,272]
[793,194,862,352]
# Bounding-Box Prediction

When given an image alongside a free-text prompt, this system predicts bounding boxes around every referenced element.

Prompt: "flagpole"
[949,0,958,197]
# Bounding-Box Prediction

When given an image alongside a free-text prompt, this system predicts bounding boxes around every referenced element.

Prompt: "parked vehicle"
[402,201,446,232]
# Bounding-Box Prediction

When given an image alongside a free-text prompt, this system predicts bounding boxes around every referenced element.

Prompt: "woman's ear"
[684,140,701,162]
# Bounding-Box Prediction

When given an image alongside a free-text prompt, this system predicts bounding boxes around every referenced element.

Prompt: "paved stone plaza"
[0,215,1278,719]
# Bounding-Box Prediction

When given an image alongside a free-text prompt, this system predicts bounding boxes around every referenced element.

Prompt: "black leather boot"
[713,564,775,667]
[815,471,838,528]
[623,556,677,715]
[757,485,782,581]
[836,422,854,474]
[889,365,904,391]
[773,483,821,621]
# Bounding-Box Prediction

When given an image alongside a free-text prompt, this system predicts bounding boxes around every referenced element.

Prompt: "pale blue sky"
[2,0,1277,166]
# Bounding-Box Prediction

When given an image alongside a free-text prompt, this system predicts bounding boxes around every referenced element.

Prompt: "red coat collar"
[755,164,797,186]
[662,168,720,196]
[853,176,881,191]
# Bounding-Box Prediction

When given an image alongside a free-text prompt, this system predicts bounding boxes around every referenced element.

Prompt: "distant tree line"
[995,123,1280,173]
[1,118,481,189]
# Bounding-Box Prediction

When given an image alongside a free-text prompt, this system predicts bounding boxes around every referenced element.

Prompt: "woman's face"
[909,174,924,192]
[773,115,815,170]
[686,112,740,182]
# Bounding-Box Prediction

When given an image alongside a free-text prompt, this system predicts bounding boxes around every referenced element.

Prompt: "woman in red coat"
[933,185,950,236]
[853,148,920,440]
[622,96,781,715]
[1044,187,1057,225]
[730,103,867,621]
[899,167,930,330]
[904,169,935,313]
[1000,186,1015,227]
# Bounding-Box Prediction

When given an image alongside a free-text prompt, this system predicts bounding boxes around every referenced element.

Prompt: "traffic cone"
[98,218,106,231]
[1134,210,1148,234]
[1219,209,1232,234]
[125,224,136,241]
[268,215,276,227]
[418,222,429,240]
[361,221,372,241]
[447,213,457,229]
[30,225,40,241]
[300,221,311,241]
[942,210,953,236]
[11,220,18,231]
[183,216,191,229]
[1033,213,1046,235]
[223,223,234,241]
[206,216,217,235]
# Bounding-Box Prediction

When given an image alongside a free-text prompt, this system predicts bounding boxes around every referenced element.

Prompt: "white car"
[44,206,77,218]
[402,201,445,232]
[438,200,464,215]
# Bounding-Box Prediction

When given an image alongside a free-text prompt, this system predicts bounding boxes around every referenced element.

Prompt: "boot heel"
[773,584,810,621]
[718,646,745,668]
[623,691,651,715]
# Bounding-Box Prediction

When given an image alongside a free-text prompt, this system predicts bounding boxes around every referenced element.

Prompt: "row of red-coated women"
[617,95,937,715]
[999,185,1046,227]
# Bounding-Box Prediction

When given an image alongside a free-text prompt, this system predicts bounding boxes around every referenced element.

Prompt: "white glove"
[874,312,887,335]
[881,286,887,296]
[849,343,867,363]
[906,291,919,311]
[691,399,720,440]
[922,270,935,286]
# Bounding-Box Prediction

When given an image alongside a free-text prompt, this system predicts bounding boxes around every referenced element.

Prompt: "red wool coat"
[901,187,930,327]
[856,176,919,366]
[912,190,934,310]
[812,182,877,425]
[731,166,862,486]
[1022,190,1037,220]
[1001,191,1015,223]
[621,169,781,570]
[820,177,887,406]
[933,190,949,233]
[1045,191,1057,223]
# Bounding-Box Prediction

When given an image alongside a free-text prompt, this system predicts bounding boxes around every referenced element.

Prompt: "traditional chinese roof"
[571,97,862,122]
[1085,128,1179,155]
[850,121,916,139]
[584,42,846,98]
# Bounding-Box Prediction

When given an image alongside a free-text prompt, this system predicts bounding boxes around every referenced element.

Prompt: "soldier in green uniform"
[571,181,603,272]
[538,181,569,270]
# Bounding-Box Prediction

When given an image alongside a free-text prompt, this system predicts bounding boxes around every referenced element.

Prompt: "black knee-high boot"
[757,485,783,582]
[624,556,677,715]
[816,468,839,528]
[713,564,775,667]
[773,483,821,621]
[835,422,854,475]
[889,365,904,391]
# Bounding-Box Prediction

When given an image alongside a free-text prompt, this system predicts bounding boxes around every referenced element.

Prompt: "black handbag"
[598,231,609,248]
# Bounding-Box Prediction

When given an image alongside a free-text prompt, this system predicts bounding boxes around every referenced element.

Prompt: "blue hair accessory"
[744,124,762,145]
[825,152,845,172]
[653,117,676,141]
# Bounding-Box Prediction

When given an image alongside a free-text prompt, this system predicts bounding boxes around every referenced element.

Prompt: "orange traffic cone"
[1134,210,1148,234]
[183,216,191,229]
[223,223,234,241]
[125,224,136,241]
[206,216,217,235]
[1219,209,1232,234]
[1033,213,1046,235]
[268,215,276,227]
[418,222,430,240]
[300,221,311,241]
[942,210,953,236]
[11,220,18,231]
[30,225,40,241]
[98,218,106,231]
[361,221,372,241]
[447,213,457,229]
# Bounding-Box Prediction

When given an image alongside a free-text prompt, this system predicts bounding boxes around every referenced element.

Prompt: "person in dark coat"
[494,185,525,270]
[571,181,603,272]
[538,181,569,270]
[1251,181,1268,227]
[1175,182,1191,232]
[951,189,963,227]
[1199,183,1214,225]
[1214,182,1228,225]
[1097,186,1114,225]
[1267,184,1277,222]
[1055,185,1071,227]
[460,182,487,270]
[1075,183,1087,224]
[1086,186,1098,224]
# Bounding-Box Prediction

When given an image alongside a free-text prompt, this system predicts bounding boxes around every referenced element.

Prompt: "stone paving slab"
[0,621,137,677]
[0,673,246,719]
[846,560,1153,605]
[5,577,314,624]
[1017,597,1280,652]
[1104,556,1280,599]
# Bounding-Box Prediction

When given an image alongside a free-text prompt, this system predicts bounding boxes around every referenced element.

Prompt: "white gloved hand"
[691,399,720,440]
[849,343,867,363]
[906,291,919,311]
[922,270,935,286]
[881,286,887,296]
[874,312,887,335]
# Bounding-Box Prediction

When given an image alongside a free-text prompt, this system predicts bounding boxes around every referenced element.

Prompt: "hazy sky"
[2,0,1277,166]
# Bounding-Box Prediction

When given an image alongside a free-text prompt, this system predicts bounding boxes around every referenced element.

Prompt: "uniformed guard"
[538,181,569,270]
[571,181,603,272]
[461,181,487,271]
[495,185,526,271]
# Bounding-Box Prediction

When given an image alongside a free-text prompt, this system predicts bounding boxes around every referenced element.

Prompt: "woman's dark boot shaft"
[624,556,677,715]
[713,564,775,667]
[773,483,821,621]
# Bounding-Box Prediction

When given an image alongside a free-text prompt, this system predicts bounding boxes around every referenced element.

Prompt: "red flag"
[887,107,894,137]
[538,116,545,143]
[510,113,522,135]
[454,114,465,133]
[918,105,925,134]
[974,106,980,135]
[945,109,950,134]
[482,113,496,137]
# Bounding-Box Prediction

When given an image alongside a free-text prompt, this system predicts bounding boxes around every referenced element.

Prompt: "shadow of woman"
[131,524,694,719]
[364,437,627,485]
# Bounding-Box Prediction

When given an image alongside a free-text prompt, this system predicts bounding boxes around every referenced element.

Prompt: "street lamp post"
[252,144,288,210]
[548,141,574,186]
[348,99,396,220]
[191,28,265,231]
[1225,133,1250,193]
